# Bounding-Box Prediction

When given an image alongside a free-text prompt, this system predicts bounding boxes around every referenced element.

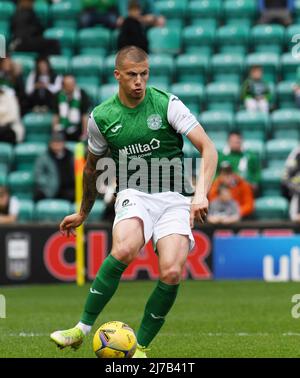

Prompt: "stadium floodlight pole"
[75,142,85,286]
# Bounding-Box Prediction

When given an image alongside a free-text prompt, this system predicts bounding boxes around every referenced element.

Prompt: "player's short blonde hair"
[115,46,148,70]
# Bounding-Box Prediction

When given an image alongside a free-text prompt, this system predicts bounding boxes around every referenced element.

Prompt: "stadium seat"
[35,199,72,222]
[243,139,265,161]
[183,25,215,56]
[148,55,174,86]
[206,82,240,112]
[78,27,111,56]
[277,81,296,109]
[266,139,298,167]
[50,1,80,28]
[80,83,100,107]
[14,143,47,172]
[11,54,35,79]
[8,171,34,200]
[170,83,204,115]
[251,25,285,54]
[18,199,34,222]
[175,54,209,85]
[223,0,257,27]
[261,167,283,197]
[0,2,15,23]
[0,172,7,186]
[49,55,70,75]
[71,55,103,85]
[187,0,221,26]
[86,200,106,223]
[199,110,234,137]
[235,111,269,141]
[246,53,280,84]
[23,112,52,143]
[103,55,117,84]
[34,1,49,27]
[211,54,244,84]
[148,27,182,55]
[0,143,13,172]
[255,196,289,220]
[271,109,300,139]
[44,28,76,57]
[281,53,299,82]
[216,25,249,55]
[155,0,187,28]
[99,84,118,103]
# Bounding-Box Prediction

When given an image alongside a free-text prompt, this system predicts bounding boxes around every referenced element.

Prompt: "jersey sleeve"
[167,95,200,136]
[87,113,108,156]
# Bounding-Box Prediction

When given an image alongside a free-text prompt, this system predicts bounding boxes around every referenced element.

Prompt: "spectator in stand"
[0,186,20,224]
[282,145,300,221]
[0,56,26,115]
[208,184,240,225]
[10,0,60,55]
[34,132,75,202]
[258,0,294,26]
[80,0,119,29]
[53,75,90,142]
[26,56,62,113]
[241,65,270,113]
[117,0,165,28]
[117,0,149,53]
[209,161,255,219]
[0,85,24,144]
[218,131,261,194]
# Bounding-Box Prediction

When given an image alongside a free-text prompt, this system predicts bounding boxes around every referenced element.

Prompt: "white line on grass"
[4,331,300,338]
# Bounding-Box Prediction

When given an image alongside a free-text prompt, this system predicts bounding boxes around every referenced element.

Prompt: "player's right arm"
[60,113,108,237]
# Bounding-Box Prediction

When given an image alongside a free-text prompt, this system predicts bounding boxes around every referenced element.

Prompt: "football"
[93,321,137,358]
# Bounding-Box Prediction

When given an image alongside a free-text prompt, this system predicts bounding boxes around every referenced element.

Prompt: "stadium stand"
[1,0,300,221]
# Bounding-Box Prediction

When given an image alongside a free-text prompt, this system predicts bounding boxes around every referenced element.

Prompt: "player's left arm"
[167,95,218,227]
[187,125,218,227]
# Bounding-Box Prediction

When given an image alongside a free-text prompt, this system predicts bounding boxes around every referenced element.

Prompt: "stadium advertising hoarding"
[214,235,300,282]
[0,225,212,285]
[1,224,300,284]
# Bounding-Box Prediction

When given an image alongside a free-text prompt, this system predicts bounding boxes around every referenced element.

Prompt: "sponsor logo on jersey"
[147,114,162,131]
[120,138,160,156]
[111,124,123,133]
[122,199,130,207]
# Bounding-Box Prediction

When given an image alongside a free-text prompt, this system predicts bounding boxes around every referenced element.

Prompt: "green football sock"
[80,254,127,326]
[137,280,179,348]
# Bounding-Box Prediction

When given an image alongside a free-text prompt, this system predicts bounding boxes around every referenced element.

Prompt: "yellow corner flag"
[75,142,85,286]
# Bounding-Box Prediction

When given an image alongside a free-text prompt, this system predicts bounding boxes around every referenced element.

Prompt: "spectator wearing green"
[80,0,119,29]
[241,65,270,113]
[218,131,261,193]
[117,0,165,28]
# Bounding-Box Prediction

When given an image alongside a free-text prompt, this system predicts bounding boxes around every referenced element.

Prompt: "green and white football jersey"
[87,86,199,195]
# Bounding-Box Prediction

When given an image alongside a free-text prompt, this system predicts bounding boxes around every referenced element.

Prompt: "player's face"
[115,59,149,100]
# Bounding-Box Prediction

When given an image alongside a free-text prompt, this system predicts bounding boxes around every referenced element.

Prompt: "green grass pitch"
[1,280,300,358]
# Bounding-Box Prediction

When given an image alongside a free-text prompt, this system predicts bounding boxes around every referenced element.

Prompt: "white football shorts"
[113,189,195,251]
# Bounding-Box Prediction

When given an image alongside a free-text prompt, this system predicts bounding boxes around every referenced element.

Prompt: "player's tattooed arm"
[79,151,100,220]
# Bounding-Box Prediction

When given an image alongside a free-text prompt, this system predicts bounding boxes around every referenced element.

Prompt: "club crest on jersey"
[147,114,162,131]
